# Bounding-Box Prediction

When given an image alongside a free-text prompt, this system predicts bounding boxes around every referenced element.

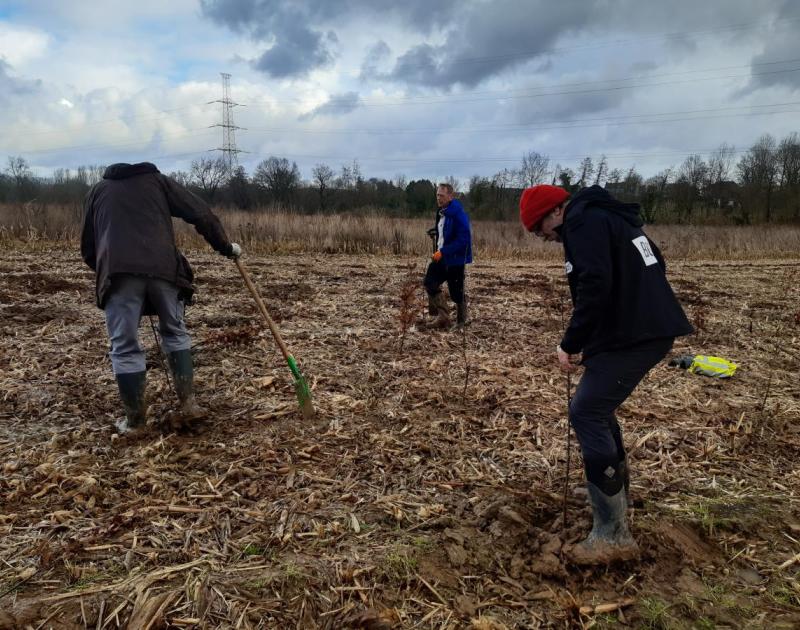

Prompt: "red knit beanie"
[519,185,570,232]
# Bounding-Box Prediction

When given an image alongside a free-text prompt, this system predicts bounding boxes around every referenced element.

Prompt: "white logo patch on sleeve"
[565,261,573,274]
[632,236,658,266]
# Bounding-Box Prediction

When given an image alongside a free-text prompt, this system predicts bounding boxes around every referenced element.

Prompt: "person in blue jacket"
[519,184,692,565]
[423,183,473,330]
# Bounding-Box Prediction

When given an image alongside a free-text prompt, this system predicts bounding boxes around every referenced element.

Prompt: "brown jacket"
[81,162,232,308]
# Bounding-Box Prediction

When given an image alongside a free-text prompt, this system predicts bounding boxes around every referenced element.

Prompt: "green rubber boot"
[167,350,207,421]
[568,482,640,565]
[451,299,470,331]
[431,292,451,329]
[114,371,147,435]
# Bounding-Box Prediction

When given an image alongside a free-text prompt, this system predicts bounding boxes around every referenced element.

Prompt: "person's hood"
[103,162,159,180]
[566,185,643,227]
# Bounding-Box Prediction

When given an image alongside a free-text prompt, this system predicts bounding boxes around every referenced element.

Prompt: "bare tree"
[351,159,363,188]
[643,167,673,222]
[229,165,251,210]
[777,132,800,188]
[648,167,673,197]
[557,167,576,190]
[443,175,460,193]
[338,164,353,189]
[594,155,608,186]
[679,154,708,195]
[6,156,32,188]
[707,143,735,186]
[577,157,594,187]
[606,168,624,186]
[253,156,301,205]
[52,168,68,185]
[491,168,516,219]
[311,163,335,212]
[190,156,228,202]
[518,151,550,187]
[87,165,106,186]
[622,166,643,196]
[777,133,800,219]
[169,170,191,187]
[738,134,779,221]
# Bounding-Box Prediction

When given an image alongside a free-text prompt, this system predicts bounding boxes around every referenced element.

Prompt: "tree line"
[2,132,800,224]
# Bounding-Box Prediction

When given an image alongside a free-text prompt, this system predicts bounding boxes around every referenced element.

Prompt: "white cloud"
[0,1,799,181]
[0,22,49,66]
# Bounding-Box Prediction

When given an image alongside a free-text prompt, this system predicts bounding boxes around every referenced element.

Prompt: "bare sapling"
[397,262,418,354]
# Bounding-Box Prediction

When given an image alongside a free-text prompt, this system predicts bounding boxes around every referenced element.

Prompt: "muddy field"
[1,245,799,629]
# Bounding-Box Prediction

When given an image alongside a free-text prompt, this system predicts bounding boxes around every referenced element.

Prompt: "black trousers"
[569,337,674,495]
[424,260,465,303]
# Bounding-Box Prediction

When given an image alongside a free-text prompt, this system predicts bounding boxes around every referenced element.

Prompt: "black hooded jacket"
[81,162,233,308]
[558,186,692,358]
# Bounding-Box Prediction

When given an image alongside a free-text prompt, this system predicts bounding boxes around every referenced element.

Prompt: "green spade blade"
[287,355,315,419]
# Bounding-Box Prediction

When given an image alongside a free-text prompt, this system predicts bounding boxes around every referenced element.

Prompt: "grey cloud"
[511,84,628,125]
[745,0,800,92]
[360,41,391,80]
[629,61,659,74]
[385,1,602,89]
[0,61,42,105]
[201,1,336,77]
[200,0,259,33]
[251,16,336,78]
[382,0,795,89]
[746,37,800,91]
[200,0,460,77]
[201,0,459,34]
[297,91,360,120]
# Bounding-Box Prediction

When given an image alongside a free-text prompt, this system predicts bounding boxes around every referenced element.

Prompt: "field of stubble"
[1,244,799,629]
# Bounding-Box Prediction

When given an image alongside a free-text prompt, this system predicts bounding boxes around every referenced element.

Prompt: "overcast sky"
[1,0,800,186]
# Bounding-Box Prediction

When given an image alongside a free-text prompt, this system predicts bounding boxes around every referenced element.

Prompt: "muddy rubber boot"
[619,453,631,502]
[451,299,470,331]
[167,350,207,422]
[427,293,437,317]
[431,292,451,329]
[114,371,147,435]
[417,293,439,328]
[568,482,640,565]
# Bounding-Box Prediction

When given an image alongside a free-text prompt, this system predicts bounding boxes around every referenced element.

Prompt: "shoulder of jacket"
[566,204,608,233]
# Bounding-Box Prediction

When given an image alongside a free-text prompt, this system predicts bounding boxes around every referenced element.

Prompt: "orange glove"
[432,250,443,263]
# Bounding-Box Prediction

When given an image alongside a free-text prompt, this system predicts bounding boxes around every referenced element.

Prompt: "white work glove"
[227,242,242,259]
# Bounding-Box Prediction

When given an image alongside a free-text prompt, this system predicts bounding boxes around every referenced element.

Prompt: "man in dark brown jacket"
[81,162,240,434]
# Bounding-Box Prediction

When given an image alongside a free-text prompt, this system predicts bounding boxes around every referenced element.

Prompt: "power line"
[287,56,800,105]
[8,129,216,156]
[252,65,800,110]
[6,102,795,162]
[2,56,799,140]
[236,147,752,166]
[0,103,215,139]
[10,53,799,143]
[4,101,800,163]
[243,101,800,136]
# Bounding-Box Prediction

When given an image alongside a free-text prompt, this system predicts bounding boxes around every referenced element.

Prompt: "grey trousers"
[104,274,191,374]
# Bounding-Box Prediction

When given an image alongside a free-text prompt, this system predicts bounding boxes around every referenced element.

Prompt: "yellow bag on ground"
[687,355,738,378]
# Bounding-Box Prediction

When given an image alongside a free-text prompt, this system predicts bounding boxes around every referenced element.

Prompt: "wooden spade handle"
[234,257,292,364]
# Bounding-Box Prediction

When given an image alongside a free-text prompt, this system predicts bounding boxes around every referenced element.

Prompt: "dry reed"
[1,202,799,260]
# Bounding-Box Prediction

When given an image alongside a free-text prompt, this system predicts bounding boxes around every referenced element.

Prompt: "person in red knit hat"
[519,184,692,565]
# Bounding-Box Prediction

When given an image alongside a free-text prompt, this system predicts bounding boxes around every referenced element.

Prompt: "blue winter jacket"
[439,199,473,265]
